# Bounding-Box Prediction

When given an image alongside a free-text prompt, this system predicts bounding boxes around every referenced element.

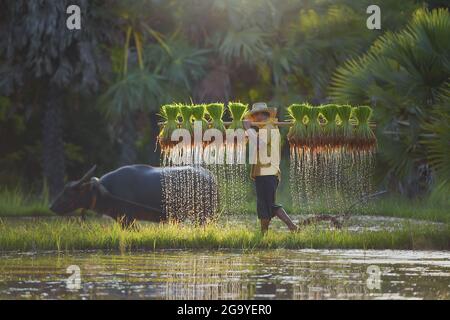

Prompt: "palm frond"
[100,70,163,119]
[218,27,268,65]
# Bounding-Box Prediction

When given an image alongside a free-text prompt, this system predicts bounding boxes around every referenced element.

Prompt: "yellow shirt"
[249,122,281,180]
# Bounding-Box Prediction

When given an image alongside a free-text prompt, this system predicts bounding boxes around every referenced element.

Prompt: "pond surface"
[222,214,444,233]
[0,249,449,300]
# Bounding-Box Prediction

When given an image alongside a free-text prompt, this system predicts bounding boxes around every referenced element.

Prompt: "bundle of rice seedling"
[287,103,308,147]
[336,104,353,147]
[353,106,376,150]
[159,104,180,148]
[320,104,339,148]
[305,105,322,149]
[179,104,193,135]
[206,103,225,133]
[192,104,208,132]
[228,102,248,129]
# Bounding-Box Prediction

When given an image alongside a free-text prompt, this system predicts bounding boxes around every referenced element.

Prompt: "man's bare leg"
[274,207,298,231]
[260,219,271,234]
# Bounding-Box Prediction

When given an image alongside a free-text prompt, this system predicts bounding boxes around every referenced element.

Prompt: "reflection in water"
[162,255,247,300]
[0,250,449,300]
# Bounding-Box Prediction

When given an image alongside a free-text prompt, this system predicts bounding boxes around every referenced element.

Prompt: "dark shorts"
[255,175,282,220]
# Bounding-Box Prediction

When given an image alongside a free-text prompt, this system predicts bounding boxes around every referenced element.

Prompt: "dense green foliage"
[331,8,450,194]
[0,1,448,202]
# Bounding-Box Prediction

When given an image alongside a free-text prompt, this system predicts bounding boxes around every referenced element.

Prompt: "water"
[160,142,220,222]
[289,147,375,214]
[161,141,249,217]
[161,166,218,223]
[1,249,449,300]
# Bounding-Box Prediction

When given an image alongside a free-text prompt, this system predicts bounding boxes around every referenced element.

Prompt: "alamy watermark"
[66,5,81,30]
[66,4,381,31]
[367,5,381,30]
[66,265,81,290]
[366,265,382,290]
[167,122,280,166]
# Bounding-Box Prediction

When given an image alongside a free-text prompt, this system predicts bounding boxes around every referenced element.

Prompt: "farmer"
[243,102,298,233]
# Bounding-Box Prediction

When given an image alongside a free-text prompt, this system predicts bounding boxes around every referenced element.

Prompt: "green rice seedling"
[287,103,308,147]
[159,104,180,148]
[320,104,339,148]
[228,102,248,129]
[179,104,193,134]
[353,106,376,150]
[206,103,225,132]
[192,104,208,132]
[337,105,353,147]
[305,106,322,149]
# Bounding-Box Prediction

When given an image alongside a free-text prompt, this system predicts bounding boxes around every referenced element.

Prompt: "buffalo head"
[50,165,97,215]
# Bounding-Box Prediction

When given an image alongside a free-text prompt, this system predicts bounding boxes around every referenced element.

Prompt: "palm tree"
[422,87,450,187]
[101,1,209,164]
[100,1,168,165]
[0,0,114,198]
[188,0,420,106]
[330,8,450,194]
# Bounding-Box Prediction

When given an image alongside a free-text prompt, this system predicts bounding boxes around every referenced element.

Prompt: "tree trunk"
[42,97,65,200]
[118,113,137,166]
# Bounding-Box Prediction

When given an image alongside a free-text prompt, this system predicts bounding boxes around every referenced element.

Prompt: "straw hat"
[245,102,277,119]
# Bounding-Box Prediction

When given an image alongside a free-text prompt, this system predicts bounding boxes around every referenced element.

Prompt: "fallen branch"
[296,191,388,230]
[341,190,387,221]
[298,214,342,229]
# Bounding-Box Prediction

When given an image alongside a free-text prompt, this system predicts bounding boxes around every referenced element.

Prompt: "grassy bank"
[361,196,449,223]
[0,187,53,217]
[0,218,448,252]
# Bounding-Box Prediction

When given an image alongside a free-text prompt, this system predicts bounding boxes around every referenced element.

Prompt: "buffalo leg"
[117,215,137,230]
[75,209,87,225]
[80,209,87,222]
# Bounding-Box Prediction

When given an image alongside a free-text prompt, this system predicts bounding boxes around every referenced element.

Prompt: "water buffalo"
[50,165,218,227]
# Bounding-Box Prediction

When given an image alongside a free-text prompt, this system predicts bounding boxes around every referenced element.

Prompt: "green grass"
[0,187,53,217]
[0,218,448,252]
[361,196,449,223]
